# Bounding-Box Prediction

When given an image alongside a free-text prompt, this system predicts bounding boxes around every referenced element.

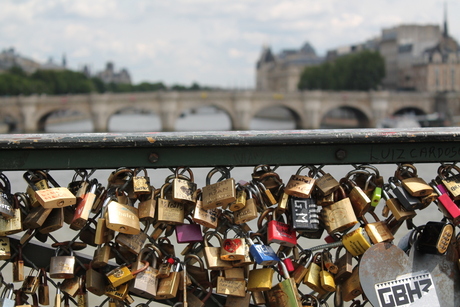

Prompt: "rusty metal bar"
[0,127,460,170]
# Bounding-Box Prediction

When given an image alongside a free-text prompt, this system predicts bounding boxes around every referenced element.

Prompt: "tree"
[298,50,385,91]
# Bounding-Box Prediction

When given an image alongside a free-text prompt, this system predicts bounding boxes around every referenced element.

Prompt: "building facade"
[96,62,132,85]
[256,43,324,92]
[256,10,460,93]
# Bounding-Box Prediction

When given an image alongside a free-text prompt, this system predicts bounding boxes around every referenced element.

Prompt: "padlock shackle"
[173,167,194,183]
[205,166,232,185]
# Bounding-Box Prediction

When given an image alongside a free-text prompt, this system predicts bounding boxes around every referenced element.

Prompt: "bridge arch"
[176,105,234,131]
[106,105,162,132]
[320,105,371,128]
[250,104,302,129]
[393,107,426,117]
[35,107,92,132]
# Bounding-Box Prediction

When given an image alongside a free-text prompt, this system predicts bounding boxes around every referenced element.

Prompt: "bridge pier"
[160,92,179,132]
[233,91,253,130]
[302,91,322,129]
[370,91,390,127]
[19,95,39,133]
[90,93,111,132]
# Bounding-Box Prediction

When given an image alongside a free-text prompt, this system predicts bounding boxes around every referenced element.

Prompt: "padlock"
[106,189,140,234]
[342,170,372,218]
[31,172,76,209]
[157,182,185,225]
[341,265,362,302]
[251,289,267,306]
[92,243,113,268]
[266,208,297,247]
[395,163,433,197]
[75,278,88,307]
[184,254,209,286]
[38,268,50,305]
[229,183,246,211]
[156,261,182,300]
[232,239,255,268]
[268,260,302,307]
[49,246,76,279]
[430,180,460,225]
[437,163,460,200]
[278,252,295,272]
[220,227,247,261]
[0,236,10,260]
[70,179,98,230]
[138,187,157,221]
[0,193,23,236]
[303,253,327,295]
[252,180,278,207]
[60,276,80,297]
[115,221,150,254]
[216,271,246,297]
[247,263,274,291]
[67,169,89,202]
[416,221,454,255]
[22,268,41,294]
[388,177,423,210]
[172,167,197,205]
[319,251,336,292]
[22,204,53,230]
[342,227,371,256]
[106,260,149,287]
[234,187,259,225]
[289,195,320,232]
[192,189,220,229]
[251,164,283,192]
[176,217,203,244]
[202,167,236,209]
[132,167,151,196]
[246,232,279,266]
[225,292,251,306]
[291,249,313,284]
[129,246,160,299]
[13,245,24,282]
[158,236,176,257]
[381,184,416,221]
[94,196,115,245]
[86,262,108,296]
[38,207,64,234]
[23,170,50,208]
[0,284,15,307]
[0,173,14,219]
[360,211,394,244]
[284,165,316,198]
[105,283,129,301]
[321,186,358,234]
[315,168,340,196]
[334,246,353,285]
[203,231,233,270]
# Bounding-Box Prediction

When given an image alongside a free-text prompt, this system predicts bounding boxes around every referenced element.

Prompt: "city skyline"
[1,0,458,88]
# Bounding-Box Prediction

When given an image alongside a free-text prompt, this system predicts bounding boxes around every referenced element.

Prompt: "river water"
[3,111,449,306]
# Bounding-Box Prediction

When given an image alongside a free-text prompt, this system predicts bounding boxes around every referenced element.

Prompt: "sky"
[1,0,458,89]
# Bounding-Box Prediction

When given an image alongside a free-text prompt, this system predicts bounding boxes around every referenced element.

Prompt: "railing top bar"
[1,127,459,149]
[0,127,460,169]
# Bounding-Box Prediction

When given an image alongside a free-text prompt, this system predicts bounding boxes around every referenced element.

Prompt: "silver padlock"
[0,284,15,307]
[49,247,75,279]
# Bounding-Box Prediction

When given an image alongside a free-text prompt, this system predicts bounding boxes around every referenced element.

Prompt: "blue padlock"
[246,232,280,266]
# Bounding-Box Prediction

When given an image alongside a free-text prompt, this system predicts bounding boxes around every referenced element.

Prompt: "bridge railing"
[1,127,460,306]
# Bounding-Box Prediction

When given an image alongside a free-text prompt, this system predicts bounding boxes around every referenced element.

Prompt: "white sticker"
[374,271,439,307]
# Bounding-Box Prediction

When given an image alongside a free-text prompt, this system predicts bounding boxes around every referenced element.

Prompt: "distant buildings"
[0,48,132,85]
[256,9,460,93]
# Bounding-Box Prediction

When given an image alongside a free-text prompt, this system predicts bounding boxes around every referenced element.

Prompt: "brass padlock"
[23,170,50,208]
[291,250,313,284]
[234,187,258,225]
[132,167,151,196]
[157,182,185,225]
[202,167,236,209]
[0,236,10,260]
[319,251,336,292]
[229,183,246,212]
[321,186,358,234]
[13,245,25,282]
[185,254,209,286]
[216,271,246,297]
[192,189,220,229]
[115,221,150,254]
[334,246,353,284]
[105,283,129,301]
[106,260,149,288]
[203,231,232,270]
[395,163,433,197]
[172,167,197,205]
[92,243,113,268]
[38,207,64,234]
[303,253,327,295]
[138,187,157,221]
[49,246,76,279]
[343,170,371,218]
[220,227,247,261]
[38,269,50,305]
[22,268,41,294]
[247,263,274,291]
[106,189,140,235]
[86,263,108,296]
[315,168,340,196]
[129,246,161,299]
[0,193,23,236]
[341,265,362,302]
[361,210,394,244]
[156,261,182,300]
[284,165,316,198]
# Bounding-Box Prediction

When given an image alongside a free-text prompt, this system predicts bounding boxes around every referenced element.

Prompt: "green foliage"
[298,50,385,91]
[0,68,211,96]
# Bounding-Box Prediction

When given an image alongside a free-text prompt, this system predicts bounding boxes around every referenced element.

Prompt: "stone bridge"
[0,90,458,132]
